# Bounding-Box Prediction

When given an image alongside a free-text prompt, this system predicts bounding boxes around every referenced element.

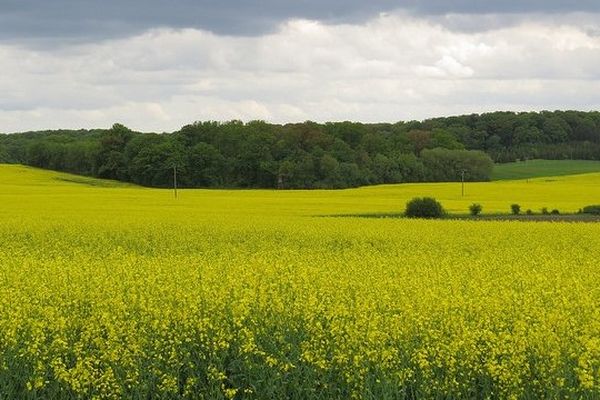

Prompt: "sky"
[2,1,600,132]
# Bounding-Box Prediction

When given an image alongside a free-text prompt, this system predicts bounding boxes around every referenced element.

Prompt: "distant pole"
[173,165,178,199]
[461,170,466,197]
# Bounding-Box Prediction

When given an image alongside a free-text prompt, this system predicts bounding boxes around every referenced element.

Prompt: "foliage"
[5,109,600,188]
[0,166,599,399]
[511,204,521,215]
[469,203,483,216]
[421,148,493,182]
[405,197,445,219]
[582,205,600,215]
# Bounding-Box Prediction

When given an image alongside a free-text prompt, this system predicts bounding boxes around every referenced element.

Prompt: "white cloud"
[2,12,600,132]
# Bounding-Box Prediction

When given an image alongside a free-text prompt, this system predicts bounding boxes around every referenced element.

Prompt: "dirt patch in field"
[324,212,600,223]
[451,214,600,222]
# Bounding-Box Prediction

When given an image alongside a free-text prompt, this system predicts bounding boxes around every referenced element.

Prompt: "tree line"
[1,110,600,189]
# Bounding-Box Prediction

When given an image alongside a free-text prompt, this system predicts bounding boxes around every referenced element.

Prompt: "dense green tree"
[3,110,600,189]
[95,123,133,180]
[513,124,543,145]
[542,116,570,143]
[371,153,402,184]
[421,148,493,181]
[186,142,226,187]
[318,154,341,186]
[430,129,465,150]
[406,130,432,155]
[338,162,365,187]
[0,144,8,163]
[26,142,52,168]
[128,140,182,187]
[394,153,426,182]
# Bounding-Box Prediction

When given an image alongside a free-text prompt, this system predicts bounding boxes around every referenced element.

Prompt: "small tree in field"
[405,197,445,219]
[469,203,482,216]
[511,204,521,215]
[582,205,600,215]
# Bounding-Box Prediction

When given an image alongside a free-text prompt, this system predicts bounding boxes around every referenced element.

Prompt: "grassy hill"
[0,164,135,187]
[492,159,600,180]
[2,163,600,217]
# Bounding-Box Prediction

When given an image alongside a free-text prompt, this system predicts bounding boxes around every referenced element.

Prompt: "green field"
[0,164,599,399]
[492,159,600,180]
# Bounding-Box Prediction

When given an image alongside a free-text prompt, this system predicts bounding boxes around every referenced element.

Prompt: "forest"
[1,110,600,189]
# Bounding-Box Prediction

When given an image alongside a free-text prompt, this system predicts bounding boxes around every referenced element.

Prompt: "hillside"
[2,164,599,218]
[492,159,600,180]
[0,164,135,188]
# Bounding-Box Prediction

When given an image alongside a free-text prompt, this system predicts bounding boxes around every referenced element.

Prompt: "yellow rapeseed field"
[0,164,598,399]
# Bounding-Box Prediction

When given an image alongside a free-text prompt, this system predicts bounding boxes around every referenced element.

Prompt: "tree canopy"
[2,110,600,189]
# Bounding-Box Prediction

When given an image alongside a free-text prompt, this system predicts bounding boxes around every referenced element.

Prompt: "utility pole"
[173,165,178,199]
[461,169,466,197]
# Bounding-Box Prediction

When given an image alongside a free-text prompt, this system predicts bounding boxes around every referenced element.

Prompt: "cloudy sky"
[2,1,600,132]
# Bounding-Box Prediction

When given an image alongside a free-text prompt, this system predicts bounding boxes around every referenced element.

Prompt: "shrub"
[551,209,560,215]
[510,204,521,215]
[526,209,534,215]
[582,205,600,215]
[469,203,482,216]
[541,207,549,215]
[405,197,445,219]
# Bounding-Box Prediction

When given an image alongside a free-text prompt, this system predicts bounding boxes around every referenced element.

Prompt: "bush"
[541,207,549,215]
[551,209,560,215]
[582,205,600,215]
[469,203,482,216]
[405,197,445,219]
[510,204,521,215]
[526,209,534,215]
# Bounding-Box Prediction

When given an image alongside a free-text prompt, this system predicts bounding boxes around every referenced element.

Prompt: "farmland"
[0,164,599,399]
[492,159,600,181]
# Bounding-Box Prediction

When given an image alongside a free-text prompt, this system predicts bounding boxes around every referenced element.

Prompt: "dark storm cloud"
[1,0,392,41]
[1,0,600,43]
[408,0,600,15]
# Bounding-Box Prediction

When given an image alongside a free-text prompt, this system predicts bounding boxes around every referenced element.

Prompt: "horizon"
[3,108,597,135]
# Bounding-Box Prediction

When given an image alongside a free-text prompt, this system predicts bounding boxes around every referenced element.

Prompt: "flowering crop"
[0,165,598,399]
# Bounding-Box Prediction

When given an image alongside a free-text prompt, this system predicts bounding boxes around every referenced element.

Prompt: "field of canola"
[0,164,599,399]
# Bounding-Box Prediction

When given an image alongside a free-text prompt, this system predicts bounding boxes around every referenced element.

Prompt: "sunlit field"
[0,164,599,399]
[3,164,600,218]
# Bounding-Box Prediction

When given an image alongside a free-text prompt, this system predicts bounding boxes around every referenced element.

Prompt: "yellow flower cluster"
[0,165,598,398]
